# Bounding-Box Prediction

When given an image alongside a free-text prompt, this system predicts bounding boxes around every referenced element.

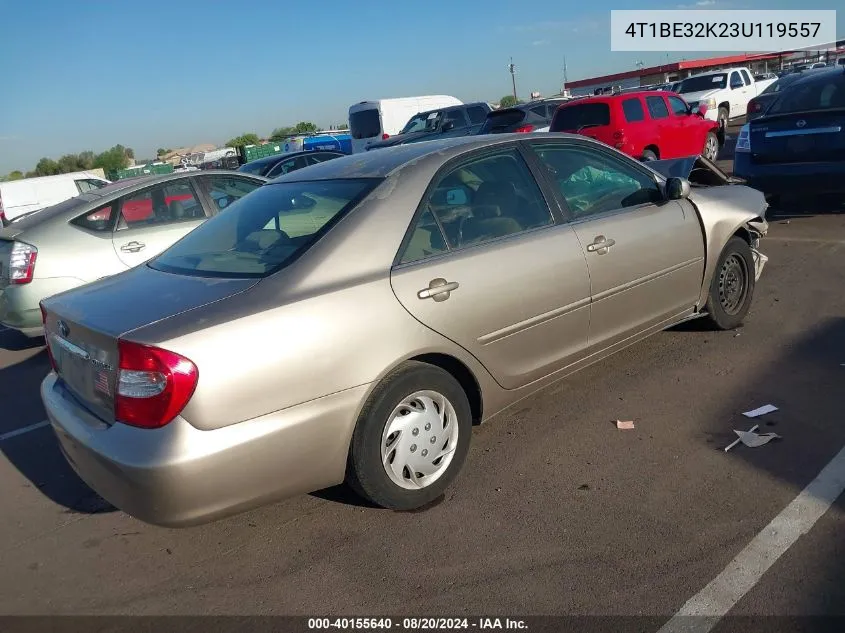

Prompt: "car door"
[525,139,706,351]
[729,71,749,116]
[666,94,698,155]
[644,95,675,157]
[111,178,209,269]
[390,145,592,390]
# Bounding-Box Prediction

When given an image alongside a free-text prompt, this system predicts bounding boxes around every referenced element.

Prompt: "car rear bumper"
[42,373,370,527]
[0,277,86,336]
[733,155,845,195]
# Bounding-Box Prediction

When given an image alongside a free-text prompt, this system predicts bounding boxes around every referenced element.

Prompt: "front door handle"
[586,236,616,254]
[120,241,146,253]
[418,278,459,302]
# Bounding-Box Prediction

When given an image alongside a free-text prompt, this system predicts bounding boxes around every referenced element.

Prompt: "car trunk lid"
[41,264,260,424]
[750,110,845,164]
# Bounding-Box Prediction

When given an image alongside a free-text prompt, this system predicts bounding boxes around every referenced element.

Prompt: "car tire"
[641,149,658,162]
[346,361,473,510]
[717,107,729,140]
[704,236,756,331]
[702,131,720,161]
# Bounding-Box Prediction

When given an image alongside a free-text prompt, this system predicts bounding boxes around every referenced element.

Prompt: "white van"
[348,95,463,153]
[0,170,110,224]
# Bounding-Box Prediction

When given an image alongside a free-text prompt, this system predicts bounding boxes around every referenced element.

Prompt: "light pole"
[508,57,517,100]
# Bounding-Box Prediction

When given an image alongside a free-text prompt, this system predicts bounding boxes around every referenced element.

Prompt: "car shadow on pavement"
[0,328,45,352]
[0,332,116,516]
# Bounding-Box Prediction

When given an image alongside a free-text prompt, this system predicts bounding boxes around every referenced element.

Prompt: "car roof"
[269,134,584,183]
[240,149,341,168]
[779,65,844,87]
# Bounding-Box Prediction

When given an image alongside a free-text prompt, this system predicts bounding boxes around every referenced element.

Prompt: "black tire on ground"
[717,107,729,141]
[702,131,720,161]
[641,149,658,162]
[704,236,756,331]
[346,361,473,510]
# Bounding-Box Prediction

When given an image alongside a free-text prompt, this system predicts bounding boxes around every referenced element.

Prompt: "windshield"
[550,103,611,132]
[768,73,845,114]
[349,109,381,140]
[149,179,381,279]
[679,74,727,93]
[400,111,442,134]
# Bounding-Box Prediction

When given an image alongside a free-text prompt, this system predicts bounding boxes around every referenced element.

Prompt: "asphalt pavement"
[1,148,844,628]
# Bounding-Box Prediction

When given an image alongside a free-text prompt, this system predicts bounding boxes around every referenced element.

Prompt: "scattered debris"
[724,423,782,451]
[725,425,757,451]
[577,484,590,491]
[743,404,778,418]
[734,331,741,337]
[616,420,635,430]
[494,487,502,492]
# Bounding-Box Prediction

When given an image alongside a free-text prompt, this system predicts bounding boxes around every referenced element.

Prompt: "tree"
[5,170,24,181]
[93,144,133,175]
[269,127,295,141]
[226,133,260,148]
[34,157,61,176]
[499,95,520,108]
[293,121,318,134]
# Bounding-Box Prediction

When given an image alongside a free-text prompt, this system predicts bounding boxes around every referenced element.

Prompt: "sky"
[0,0,841,173]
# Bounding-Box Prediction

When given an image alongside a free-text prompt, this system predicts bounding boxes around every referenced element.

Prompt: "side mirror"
[441,120,455,132]
[666,177,691,200]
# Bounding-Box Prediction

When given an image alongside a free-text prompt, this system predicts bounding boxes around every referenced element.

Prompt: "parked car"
[745,67,827,122]
[478,103,551,134]
[237,150,346,178]
[0,171,110,226]
[676,67,777,136]
[40,134,768,527]
[364,103,493,150]
[549,91,721,162]
[734,66,845,202]
[0,171,268,337]
[348,95,463,153]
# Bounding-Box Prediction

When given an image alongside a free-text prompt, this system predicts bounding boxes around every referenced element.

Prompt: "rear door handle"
[418,278,459,301]
[120,241,146,253]
[586,236,616,253]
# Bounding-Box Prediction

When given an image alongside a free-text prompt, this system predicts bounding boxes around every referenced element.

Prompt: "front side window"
[266,156,309,179]
[646,96,670,119]
[419,148,554,250]
[400,111,442,134]
[150,179,380,278]
[118,180,204,229]
[730,72,744,89]
[529,143,663,220]
[197,175,262,212]
[667,95,689,116]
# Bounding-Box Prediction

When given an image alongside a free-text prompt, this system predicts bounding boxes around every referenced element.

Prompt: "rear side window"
[645,96,670,119]
[741,69,752,85]
[466,105,488,124]
[71,203,115,232]
[622,98,646,122]
[550,103,611,132]
[349,109,381,139]
[150,179,380,278]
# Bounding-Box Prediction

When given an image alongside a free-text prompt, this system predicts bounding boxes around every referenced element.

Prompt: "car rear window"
[622,98,646,122]
[768,73,845,114]
[149,179,381,279]
[349,109,382,139]
[549,103,611,132]
[479,109,528,133]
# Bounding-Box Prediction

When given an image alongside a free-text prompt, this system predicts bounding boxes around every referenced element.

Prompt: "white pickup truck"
[675,67,777,137]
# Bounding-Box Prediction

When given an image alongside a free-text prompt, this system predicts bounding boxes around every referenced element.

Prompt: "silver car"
[40,135,768,527]
[0,170,268,336]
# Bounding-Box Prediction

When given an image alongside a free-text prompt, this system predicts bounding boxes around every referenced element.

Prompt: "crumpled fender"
[686,184,769,310]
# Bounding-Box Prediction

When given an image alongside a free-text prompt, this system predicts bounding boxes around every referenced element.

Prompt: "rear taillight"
[40,303,57,370]
[9,241,38,284]
[748,100,762,113]
[382,133,390,140]
[515,124,535,133]
[115,339,198,429]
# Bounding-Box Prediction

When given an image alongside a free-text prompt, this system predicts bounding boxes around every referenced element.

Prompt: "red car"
[549,91,721,163]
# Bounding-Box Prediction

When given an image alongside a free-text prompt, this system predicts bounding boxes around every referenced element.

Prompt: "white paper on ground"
[733,429,781,448]
[743,404,778,418]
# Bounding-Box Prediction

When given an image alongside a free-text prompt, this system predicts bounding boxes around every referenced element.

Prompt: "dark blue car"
[733,67,845,200]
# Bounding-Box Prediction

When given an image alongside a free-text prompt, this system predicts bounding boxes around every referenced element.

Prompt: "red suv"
[549,91,721,162]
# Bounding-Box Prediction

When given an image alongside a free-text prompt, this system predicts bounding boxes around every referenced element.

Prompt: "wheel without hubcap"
[704,236,755,330]
[717,253,749,316]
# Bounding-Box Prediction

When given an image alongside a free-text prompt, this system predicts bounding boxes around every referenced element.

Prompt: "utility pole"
[563,56,568,88]
[508,57,517,100]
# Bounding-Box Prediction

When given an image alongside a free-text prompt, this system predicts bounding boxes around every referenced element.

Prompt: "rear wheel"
[704,236,755,331]
[702,131,720,161]
[717,107,729,141]
[641,148,658,162]
[346,362,472,510]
